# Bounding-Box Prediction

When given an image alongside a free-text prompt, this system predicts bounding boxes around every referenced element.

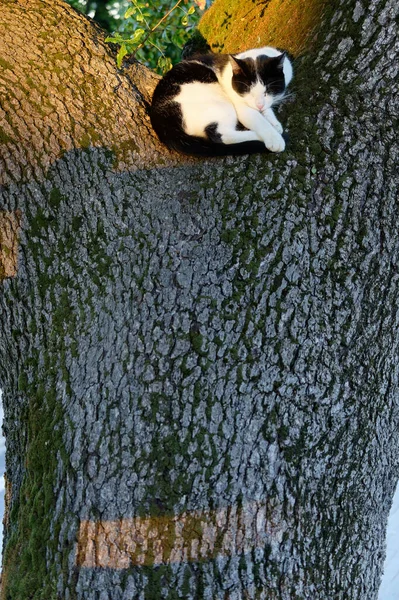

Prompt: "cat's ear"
[276,52,287,69]
[231,56,250,76]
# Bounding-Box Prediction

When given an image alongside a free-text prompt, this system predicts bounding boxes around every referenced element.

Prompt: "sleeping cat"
[150,47,293,156]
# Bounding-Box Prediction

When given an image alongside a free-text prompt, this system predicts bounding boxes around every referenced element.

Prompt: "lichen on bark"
[0,0,399,599]
[199,0,331,56]
[0,0,178,187]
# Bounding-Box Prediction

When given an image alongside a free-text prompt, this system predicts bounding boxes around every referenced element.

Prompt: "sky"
[379,483,399,599]
[0,391,397,595]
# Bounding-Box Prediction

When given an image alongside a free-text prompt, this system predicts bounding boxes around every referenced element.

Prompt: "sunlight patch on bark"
[199,0,329,56]
[76,500,284,568]
[0,211,21,280]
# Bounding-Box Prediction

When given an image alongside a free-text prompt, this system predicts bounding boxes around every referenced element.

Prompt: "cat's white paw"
[262,109,284,134]
[273,120,284,134]
[264,131,285,152]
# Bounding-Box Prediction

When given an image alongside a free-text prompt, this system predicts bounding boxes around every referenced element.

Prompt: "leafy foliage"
[65,0,207,73]
[107,0,202,73]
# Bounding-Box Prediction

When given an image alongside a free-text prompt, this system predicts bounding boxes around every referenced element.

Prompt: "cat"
[150,46,293,156]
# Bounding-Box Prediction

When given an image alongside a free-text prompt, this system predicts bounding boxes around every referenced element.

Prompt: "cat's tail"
[150,103,275,156]
[163,136,270,157]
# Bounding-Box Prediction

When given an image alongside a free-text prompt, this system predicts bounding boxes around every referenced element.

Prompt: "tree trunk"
[0,0,398,598]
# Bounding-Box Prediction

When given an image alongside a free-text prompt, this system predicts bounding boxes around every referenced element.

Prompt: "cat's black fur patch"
[204,123,223,144]
[257,54,286,95]
[231,57,258,95]
[231,53,286,97]
[194,53,230,71]
[235,121,249,131]
[181,30,211,60]
[152,61,217,103]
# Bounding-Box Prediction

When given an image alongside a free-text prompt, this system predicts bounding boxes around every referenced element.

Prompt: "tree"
[0,0,398,598]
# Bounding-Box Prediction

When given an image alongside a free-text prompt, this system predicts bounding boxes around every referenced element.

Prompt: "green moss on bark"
[199,0,330,56]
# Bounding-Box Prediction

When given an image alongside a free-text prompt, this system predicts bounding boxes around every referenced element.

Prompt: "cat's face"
[231,54,287,112]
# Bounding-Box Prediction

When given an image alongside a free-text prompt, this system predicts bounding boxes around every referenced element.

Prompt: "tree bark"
[0,0,178,188]
[199,0,329,57]
[0,0,399,598]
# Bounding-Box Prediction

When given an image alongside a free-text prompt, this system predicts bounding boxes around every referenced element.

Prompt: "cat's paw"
[273,120,284,134]
[264,131,285,152]
[262,109,284,134]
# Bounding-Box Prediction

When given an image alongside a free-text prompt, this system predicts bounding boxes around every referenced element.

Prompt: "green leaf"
[157,56,172,74]
[124,6,136,19]
[172,33,184,48]
[132,28,145,43]
[187,6,196,15]
[136,14,144,22]
[105,35,126,44]
[117,44,128,68]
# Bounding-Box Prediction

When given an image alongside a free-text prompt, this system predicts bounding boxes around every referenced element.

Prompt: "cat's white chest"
[175,82,237,138]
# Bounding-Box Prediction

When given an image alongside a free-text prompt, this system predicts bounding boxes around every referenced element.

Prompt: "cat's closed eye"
[235,81,250,90]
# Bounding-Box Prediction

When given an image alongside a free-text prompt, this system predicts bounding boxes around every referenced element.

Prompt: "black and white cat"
[150,47,293,156]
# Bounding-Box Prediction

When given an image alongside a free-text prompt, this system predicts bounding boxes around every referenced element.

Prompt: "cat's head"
[230,52,291,111]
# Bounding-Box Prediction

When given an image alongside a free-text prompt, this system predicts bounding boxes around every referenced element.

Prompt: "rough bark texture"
[0,0,179,187]
[199,0,329,56]
[0,0,399,599]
